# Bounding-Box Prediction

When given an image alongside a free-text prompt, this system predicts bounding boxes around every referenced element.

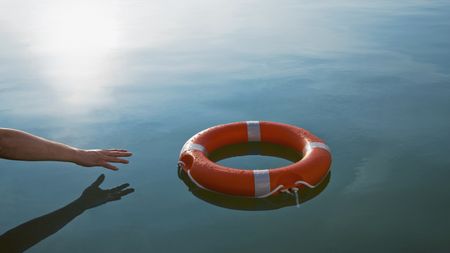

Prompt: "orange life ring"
[178,121,332,198]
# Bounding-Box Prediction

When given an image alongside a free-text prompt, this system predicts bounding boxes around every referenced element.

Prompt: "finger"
[110,188,135,198]
[109,183,130,192]
[106,149,131,153]
[105,157,129,164]
[102,163,118,171]
[91,174,105,187]
[106,151,133,157]
[118,188,135,197]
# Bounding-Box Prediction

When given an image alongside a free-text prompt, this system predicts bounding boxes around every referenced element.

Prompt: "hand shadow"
[0,174,134,253]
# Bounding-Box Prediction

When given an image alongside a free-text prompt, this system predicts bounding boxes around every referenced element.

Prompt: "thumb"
[91,174,105,187]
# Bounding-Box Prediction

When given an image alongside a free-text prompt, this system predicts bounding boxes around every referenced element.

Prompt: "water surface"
[1,0,450,252]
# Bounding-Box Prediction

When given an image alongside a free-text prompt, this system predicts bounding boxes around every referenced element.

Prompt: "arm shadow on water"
[178,142,331,211]
[0,174,134,253]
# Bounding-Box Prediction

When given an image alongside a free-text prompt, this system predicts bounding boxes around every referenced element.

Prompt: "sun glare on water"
[30,1,120,110]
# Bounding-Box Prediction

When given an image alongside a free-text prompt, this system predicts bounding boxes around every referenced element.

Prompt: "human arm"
[0,174,134,252]
[0,128,132,170]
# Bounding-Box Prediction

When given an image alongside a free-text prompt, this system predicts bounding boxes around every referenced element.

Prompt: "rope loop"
[291,187,300,208]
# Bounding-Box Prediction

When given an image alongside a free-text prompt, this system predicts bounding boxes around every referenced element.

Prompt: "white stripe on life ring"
[304,142,331,154]
[309,142,330,152]
[246,121,261,142]
[181,142,207,156]
[253,169,271,197]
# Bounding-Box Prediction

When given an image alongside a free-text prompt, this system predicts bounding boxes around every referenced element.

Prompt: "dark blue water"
[1,1,450,252]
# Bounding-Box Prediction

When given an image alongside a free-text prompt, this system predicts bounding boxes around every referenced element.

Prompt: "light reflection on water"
[0,0,406,117]
[1,1,122,113]
[1,0,450,252]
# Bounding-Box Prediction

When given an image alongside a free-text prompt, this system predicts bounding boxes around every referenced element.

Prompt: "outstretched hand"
[76,174,135,210]
[74,149,132,171]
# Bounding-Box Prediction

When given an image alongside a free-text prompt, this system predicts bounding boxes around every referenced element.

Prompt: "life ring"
[178,142,331,210]
[178,121,332,198]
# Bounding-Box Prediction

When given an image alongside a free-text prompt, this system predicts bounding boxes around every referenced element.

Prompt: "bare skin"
[0,128,132,171]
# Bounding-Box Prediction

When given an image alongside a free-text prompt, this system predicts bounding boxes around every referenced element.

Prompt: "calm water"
[1,0,450,252]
